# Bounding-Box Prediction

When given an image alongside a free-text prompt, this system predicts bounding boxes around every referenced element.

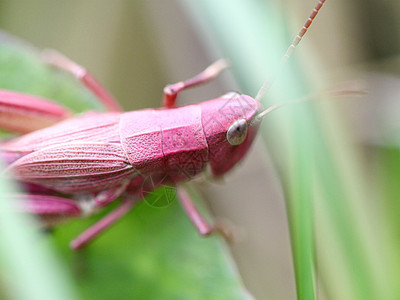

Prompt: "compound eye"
[226,119,248,146]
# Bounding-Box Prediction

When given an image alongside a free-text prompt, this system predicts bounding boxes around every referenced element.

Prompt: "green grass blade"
[179,1,316,298]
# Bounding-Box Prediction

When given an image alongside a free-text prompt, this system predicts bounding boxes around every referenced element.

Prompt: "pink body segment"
[120,105,209,180]
[5,95,260,195]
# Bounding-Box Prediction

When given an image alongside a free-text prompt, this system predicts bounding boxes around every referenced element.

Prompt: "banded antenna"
[255,0,327,104]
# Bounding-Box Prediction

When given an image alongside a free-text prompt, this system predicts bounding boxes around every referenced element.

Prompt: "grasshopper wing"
[1,112,120,155]
[7,142,137,194]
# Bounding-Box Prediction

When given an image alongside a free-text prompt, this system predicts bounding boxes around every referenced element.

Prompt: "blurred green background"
[1,0,400,299]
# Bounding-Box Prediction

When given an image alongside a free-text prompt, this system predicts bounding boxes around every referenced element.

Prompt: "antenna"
[255,0,326,102]
[252,83,367,125]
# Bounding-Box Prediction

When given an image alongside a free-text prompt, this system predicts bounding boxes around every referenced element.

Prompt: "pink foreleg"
[163,59,229,108]
[177,187,213,236]
[177,187,237,242]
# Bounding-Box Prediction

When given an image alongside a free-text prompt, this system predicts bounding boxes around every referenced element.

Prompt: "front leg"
[177,186,237,244]
[177,187,213,236]
[163,59,229,108]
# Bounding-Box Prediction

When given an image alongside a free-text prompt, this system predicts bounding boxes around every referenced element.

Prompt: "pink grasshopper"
[0,0,326,249]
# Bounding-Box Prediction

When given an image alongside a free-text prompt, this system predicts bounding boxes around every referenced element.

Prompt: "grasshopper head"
[200,93,262,178]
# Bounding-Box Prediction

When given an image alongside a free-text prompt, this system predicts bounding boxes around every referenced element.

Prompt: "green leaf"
[0,32,249,299]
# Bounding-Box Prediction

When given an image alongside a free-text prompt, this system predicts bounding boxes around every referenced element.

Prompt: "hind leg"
[10,181,133,249]
[70,195,139,250]
[0,90,71,134]
[12,194,82,226]
[42,49,122,112]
